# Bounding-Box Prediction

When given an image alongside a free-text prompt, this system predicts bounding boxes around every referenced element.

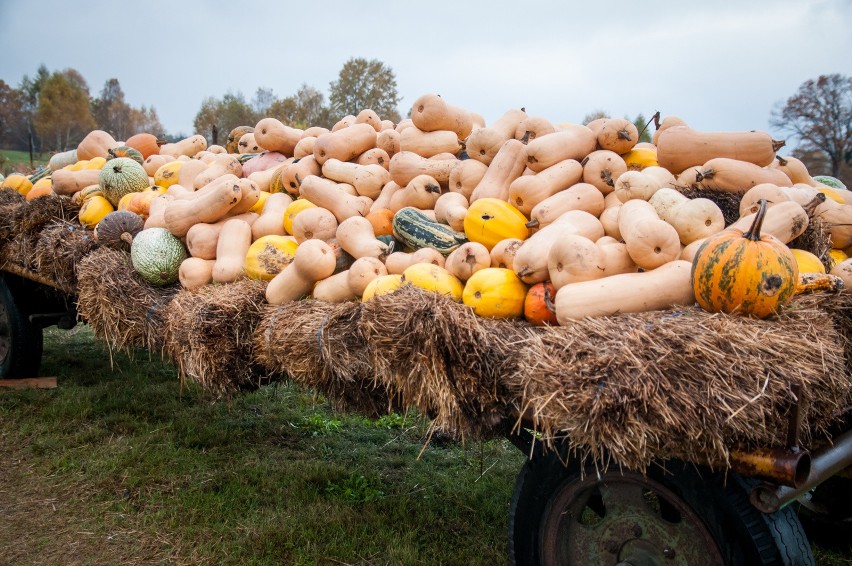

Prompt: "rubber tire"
[508,452,814,566]
[0,276,43,379]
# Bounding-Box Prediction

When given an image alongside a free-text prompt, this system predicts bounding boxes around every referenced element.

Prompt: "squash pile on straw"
[2,95,852,470]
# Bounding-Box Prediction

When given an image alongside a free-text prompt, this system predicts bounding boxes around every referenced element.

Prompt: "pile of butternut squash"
[7,95,852,325]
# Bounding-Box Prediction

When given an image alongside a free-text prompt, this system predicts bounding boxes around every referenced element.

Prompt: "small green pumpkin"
[130,227,187,285]
[99,157,150,206]
[108,145,145,166]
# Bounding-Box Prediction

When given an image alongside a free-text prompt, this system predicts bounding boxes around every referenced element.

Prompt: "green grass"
[1,326,850,565]
[0,148,50,176]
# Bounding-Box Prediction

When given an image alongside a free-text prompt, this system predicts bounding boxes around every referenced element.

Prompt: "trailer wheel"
[0,276,43,379]
[509,452,814,565]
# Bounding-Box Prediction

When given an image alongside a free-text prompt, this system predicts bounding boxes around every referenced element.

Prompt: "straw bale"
[11,194,79,235]
[790,216,834,271]
[164,279,268,396]
[509,297,851,471]
[77,247,178,354]
[359,284,533,440]
[254,300,391,417]
[0,191,25,241]
[33,221,97,288]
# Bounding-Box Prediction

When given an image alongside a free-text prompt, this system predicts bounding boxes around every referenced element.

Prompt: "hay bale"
[681,187,742,226]
[34,221,97,288]
[164,279,268,396]
[0,191,25,241]
[254,300,392,417]
[11,194,79,235]
[509,297,851,471]
[790,216,834,272]
[359,285,532,440]
[77,247,178,354]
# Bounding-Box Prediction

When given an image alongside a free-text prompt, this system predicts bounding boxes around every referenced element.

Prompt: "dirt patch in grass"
[0,433,181,565]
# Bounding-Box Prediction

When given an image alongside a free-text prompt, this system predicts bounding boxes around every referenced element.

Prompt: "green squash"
[130,227,187,285]
[100,157,149,206]
[813,175,848,191]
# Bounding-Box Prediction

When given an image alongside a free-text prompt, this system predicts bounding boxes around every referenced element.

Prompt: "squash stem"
[525,219,540,229]
[543,284,556,314]
[772,139,786,152]
[743,199,768,241]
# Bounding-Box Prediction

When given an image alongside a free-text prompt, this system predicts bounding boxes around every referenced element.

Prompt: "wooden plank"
[0,377,58,389]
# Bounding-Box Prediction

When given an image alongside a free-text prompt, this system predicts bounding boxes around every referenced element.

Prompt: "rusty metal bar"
[730,447,811,488]
[749,427,852,513]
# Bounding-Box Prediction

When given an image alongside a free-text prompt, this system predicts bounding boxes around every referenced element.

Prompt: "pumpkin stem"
[617,129,632,141]
[743,199,768,241]
[651,111,661,131]
[120,232,134,245]
[699,168,714,180]
[543,284,556,314]
[519,130,531,145]
[580,156,589,167]
[802,192,826,217]
[776,155,788,167]
[772,139,786,152]
[525,219,540,229]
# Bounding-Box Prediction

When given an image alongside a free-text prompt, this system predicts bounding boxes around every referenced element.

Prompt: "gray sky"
[2,0,851,147]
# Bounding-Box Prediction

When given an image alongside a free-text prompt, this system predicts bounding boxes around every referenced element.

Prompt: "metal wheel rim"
[538,469,725,565]
[0,298,10,365]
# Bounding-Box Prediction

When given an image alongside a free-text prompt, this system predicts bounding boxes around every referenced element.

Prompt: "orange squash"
[692,199,798,318]
[523,282,559,326]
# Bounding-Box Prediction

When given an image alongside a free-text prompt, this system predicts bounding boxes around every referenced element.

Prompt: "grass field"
[0,148,50,176]
[1,326,850,565]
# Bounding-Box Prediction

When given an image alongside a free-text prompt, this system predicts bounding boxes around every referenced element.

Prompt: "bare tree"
[771,74,852,178]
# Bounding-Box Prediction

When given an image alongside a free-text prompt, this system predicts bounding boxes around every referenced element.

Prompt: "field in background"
[0,148,49,176]
[0,327,849,565]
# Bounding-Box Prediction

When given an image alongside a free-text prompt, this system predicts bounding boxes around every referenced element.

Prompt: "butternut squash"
[376,128,401,158]
[596,118,638,154]
[554,260,695,321]
[770,155,819,186]
[388,151,457,188]
[410,94,474,139]
[348,257,388,296]
[727,200,809,244]
[434,192,469,231]
[581,150,627,195]
[513,210,605,283]
[448,158,488,199]
[193,155,242,190]
[356,148,391,169]
[525,124,597,173]
[174,159,208,190]
[680,238,707,262]
[648,188,725,245]
[384,248,446,274]
[276,156,321,198]
[738,183,790,217]
[266,239,338,304]
[143,154,174,177]
[596,237,638,276]
[651,116,688,145]
[514,116,556,143]
[321,159,390,199]
[298,175,371,222]
[527,183,605,229]
[370,181,402,212]
[469,139,527,202]
[400,126,463,158]
[313,123,377,165]
[548,234,605,290]
[291,207,339,243]
[212,218,252,283]
[312,270,356,303]
[389,174,443,212]
[251,192,293,240]
[676,166,704,190]
[656,126,784,174]
[162,175,243,237]
[254,118,302,156]
[143,194,175,230]
[830,259,852,294]
[227,178,261,215]
[77,130,117,160]
[490,238,524,269]
[508,158,583,215]
[160,134,207,158]
[599,205,622,241]
[444,242,491,281]
[51,169,101,196]
[698,157,792,192]
[618,199,682,270]
[817,205,852,249]
[293,136,316,159]
[179,257,216,291]
[465,108,527,165]
[335,216,389,260]
[614,170,659,202]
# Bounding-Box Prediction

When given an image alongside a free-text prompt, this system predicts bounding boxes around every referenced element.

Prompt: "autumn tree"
[328,58,401,123]
[92,78,133,140]
[0,80,24,149]
[34,70,95,151]
[268,84,331,129]
[193,92,257,145]
[771,74,852,178]
[129,105,165,137]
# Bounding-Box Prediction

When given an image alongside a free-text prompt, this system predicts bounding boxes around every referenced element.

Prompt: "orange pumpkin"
[691,199,798,318]
[523,281,559,326]
[366,208,395,237]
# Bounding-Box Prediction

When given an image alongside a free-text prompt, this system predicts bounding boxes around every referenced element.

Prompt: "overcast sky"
[2,0,851,148]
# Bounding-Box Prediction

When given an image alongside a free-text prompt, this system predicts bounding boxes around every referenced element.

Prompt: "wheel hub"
[539,470,725,565]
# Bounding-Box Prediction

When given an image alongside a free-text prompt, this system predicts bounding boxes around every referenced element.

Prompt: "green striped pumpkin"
[108,146,145,166]
[130,227,187,286]
[392,207,467,255]
[99,157,149,206]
